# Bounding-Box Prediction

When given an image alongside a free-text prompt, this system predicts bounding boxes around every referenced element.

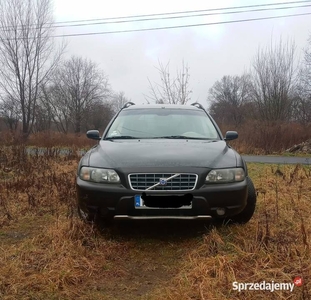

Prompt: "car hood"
[85,139,238,169]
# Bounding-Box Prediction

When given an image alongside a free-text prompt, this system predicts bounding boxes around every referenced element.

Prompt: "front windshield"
[105,108,220,140]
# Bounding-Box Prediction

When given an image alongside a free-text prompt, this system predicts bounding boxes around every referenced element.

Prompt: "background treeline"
[207,38,311,153]
[0,0,129,140]
[0,53,129,136]
[0,0,310,153]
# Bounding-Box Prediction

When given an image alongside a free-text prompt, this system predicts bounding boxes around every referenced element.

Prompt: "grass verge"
[0,146,310,299]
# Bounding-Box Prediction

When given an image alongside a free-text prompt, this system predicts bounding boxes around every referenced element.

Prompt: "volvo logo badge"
[159,178,167,186]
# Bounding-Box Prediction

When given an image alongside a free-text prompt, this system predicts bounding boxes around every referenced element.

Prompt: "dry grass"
[149,164,311,300]
[0,130,96,148]
[217,121,311,154]
[0,145,310,299]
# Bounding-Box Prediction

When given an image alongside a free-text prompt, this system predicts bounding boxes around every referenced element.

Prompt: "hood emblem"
[159,178,167,186]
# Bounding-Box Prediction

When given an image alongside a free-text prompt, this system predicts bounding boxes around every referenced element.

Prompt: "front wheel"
[77,206,95,223]
[78,205,114,229]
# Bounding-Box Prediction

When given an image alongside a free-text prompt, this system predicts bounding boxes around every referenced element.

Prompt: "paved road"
[242,155,311,165]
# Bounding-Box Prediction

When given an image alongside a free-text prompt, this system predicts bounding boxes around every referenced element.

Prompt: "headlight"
[205,168,245,183]
[79,167,120,183]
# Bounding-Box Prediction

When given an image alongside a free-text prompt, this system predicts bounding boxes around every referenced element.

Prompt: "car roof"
[122,103,205,111]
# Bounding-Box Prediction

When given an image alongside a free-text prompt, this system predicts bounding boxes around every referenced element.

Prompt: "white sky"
[52,0,311,105]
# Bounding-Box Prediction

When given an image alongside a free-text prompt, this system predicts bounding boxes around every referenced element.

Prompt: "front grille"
[129,173,198,191]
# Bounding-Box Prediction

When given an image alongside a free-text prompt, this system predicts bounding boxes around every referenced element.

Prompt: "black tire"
[77,206,95,223]
[78,205,114,230]
[216,177,257,225]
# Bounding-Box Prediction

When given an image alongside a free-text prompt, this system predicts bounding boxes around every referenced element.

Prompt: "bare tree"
[250,38,297,122]
[110,91,130,113]
[48,56,110,133]
[207,74,252,126]
[39,83,72,133]
[84,100,114,131]
[32,85,55,132]
[294,36,311,124]
[0,96,20,130]
[0,0,64,139]
[145,60,192,104]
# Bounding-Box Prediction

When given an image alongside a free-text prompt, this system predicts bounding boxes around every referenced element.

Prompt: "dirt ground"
[0,216,211,300]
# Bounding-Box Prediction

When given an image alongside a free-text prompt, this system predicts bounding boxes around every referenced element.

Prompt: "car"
[76,102,256,226]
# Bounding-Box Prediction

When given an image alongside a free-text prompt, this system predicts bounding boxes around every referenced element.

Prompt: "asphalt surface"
[242,155,311,165]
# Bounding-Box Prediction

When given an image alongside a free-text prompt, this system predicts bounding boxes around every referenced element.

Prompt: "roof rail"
[121,102,135,109]
[191,102,205,110]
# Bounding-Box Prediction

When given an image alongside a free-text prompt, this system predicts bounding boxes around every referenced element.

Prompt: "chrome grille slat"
[129,173,197,191]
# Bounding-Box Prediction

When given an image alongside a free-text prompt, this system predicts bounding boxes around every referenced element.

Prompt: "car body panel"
[77,177,248,219]
[84,139,238,169]
[76,103,253,223]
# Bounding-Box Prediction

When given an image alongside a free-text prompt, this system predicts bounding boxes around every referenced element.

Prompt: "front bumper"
[76,177,248,220]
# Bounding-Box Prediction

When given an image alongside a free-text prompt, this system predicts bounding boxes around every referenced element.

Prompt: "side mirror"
[224,131,238,141]
[86,130,101,140]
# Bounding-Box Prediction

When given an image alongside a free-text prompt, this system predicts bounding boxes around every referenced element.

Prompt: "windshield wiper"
[105,135,139,140]
[156,135,206,139]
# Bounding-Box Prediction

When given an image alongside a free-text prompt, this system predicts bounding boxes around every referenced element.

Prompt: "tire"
[78,205,114,229]
[77,206,95,223]
[216,177,257,225]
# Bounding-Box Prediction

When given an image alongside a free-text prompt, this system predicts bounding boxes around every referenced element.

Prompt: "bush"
[220,121,311,154]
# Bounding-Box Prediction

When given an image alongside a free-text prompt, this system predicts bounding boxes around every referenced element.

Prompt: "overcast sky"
[52,0,311,106]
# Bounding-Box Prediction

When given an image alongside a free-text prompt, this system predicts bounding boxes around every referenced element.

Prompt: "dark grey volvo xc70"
[76,102,256,225]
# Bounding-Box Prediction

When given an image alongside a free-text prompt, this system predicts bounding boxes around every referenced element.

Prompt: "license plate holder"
[134,195,144,209]
[134,195,192,209]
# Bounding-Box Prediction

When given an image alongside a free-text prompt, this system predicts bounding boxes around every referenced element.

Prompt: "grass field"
[0,145,310,299]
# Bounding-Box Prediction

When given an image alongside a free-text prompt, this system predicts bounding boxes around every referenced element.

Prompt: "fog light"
[216,208,226,216]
